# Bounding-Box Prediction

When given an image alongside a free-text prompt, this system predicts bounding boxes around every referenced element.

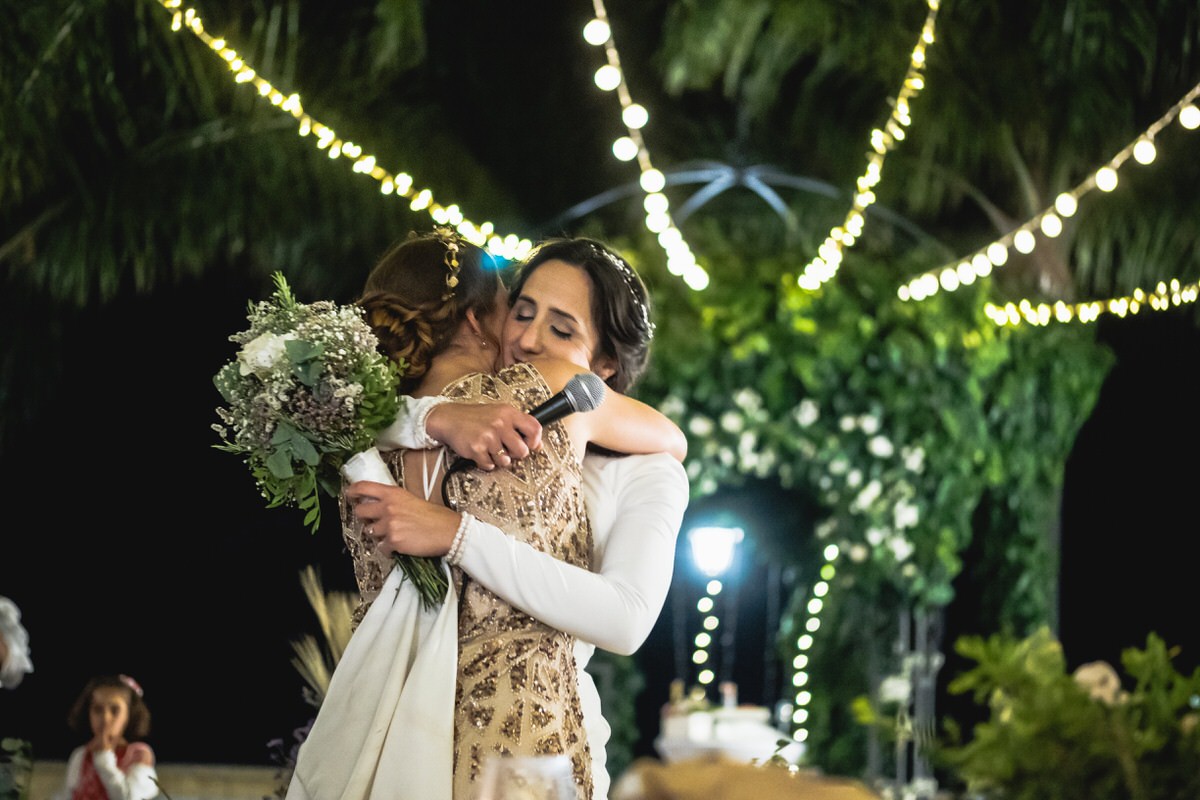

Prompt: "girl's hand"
[89,733,121,753]
[345,481,462,558]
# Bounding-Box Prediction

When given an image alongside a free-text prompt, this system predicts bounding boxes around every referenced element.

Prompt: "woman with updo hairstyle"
[358,229,504,394]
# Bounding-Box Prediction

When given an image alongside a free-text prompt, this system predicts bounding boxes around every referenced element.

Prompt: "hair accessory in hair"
[589,243,655,339]
[119,674,144,698]
[433,227,461,301]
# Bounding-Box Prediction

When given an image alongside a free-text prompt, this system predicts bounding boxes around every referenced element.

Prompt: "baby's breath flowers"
[213,272,448,608]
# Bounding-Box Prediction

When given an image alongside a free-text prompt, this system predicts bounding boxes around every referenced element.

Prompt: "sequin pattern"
[444,363,594,800]
[339,363,594,800]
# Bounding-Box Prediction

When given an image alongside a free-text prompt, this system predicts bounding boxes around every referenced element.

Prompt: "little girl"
[53,674,159,800]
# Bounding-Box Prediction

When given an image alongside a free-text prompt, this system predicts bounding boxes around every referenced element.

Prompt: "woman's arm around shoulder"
[530,358,686,462]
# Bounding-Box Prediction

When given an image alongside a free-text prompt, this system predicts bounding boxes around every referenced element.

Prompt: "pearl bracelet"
[446,512,473,565]
[414,396,451,449]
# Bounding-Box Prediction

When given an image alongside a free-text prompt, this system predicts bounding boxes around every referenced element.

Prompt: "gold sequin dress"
[341,362,594,800]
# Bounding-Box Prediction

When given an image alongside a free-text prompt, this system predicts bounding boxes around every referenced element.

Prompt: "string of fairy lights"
[900,82,1200,327]
[786,545,839,746]
[582,0,709,290]
[796,0,941,292]
[154,0,534,262]
[155,0,1198,327]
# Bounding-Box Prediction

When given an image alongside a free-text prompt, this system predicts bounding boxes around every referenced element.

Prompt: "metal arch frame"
[538,160,941,250]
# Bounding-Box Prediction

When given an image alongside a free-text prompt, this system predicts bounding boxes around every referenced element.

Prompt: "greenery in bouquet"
[933,626,1200,800]
[212,272,447,607]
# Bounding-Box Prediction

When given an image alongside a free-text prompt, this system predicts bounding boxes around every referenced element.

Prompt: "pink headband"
[119,674,144,698]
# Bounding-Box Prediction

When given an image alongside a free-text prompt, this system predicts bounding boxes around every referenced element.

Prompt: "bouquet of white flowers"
[212,272,448,608]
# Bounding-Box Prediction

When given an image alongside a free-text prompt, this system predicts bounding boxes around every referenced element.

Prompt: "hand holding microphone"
[441,371,606,505]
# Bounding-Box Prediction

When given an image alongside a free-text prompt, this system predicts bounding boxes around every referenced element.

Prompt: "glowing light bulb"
[644,192,669,215]
[594,65,620,91]
[639,168,666,193]
[1013,229,1036,254]
[612,136,638,162]
[1054,192,1078,217]
[1133,138,1157,164]
[622,103,649,129]
[582,19,610,45]
[1180,104,1200,129]
[1040,213,1063,238]
[1095,166,1119,192]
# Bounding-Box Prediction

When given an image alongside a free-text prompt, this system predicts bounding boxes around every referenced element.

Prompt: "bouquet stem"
[341,448,449,610]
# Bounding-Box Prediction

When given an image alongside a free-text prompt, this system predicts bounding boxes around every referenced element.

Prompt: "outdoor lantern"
[688,526,744,577]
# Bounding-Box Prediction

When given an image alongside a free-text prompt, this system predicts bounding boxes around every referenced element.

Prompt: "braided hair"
[358,229,502,394]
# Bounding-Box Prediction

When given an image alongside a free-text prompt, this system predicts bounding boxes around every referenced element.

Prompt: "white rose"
[888,536,915,562]
[866,527,886,546]
[853,480,882,510]
[839,415,856,432]
[720,411,744,433]
[893,500,920,530]
[794,399,820,428]
[238,332,295,376]
[867,435,894,458]
[846,469,863,488]
[733,387,762,412]
[859,415,880,434]
[660,395,687,418]
[903,446,925,473]
[688,415,715,436]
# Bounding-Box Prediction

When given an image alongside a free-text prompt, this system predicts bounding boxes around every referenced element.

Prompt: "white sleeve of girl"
[455,452,688,655]
[91,748,159,800]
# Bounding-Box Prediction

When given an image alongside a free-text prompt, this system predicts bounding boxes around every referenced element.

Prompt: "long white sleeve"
[54,745,159,800]
[456,452,688,655]
[91,749,159,800]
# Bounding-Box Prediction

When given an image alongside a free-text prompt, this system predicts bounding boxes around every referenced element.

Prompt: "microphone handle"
[529,392,576,427]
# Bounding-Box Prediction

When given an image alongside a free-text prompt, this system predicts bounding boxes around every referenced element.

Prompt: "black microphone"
[528,371,607,426]
[441,371,607,506]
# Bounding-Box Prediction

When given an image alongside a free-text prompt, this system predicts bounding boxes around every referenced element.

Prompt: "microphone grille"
[563,371,607,413]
